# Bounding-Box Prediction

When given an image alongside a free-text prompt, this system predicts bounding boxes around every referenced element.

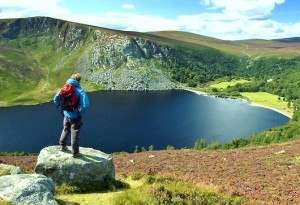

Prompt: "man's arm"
[53,91,60,107]
[79,90,89,114]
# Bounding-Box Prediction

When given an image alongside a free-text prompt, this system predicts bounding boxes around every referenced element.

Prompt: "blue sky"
[0,0,299,40]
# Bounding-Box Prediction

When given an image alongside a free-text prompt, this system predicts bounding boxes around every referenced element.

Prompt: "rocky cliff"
[0,17,175,91]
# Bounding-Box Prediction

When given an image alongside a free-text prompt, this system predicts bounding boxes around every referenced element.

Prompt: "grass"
[241,92,293,117]
[209,79,251,89]
[114,176,243,205]
[56,192,121,205]
[0,169,10,176]
[0,201,14,205]
[55,175,242,205]
[54,175,137,205]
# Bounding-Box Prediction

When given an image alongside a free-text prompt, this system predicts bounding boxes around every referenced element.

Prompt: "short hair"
[71,73,81,82]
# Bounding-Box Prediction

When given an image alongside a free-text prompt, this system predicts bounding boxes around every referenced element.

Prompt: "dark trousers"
[59,117,83,154]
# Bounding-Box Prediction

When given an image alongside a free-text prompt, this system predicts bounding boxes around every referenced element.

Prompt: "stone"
[34,146,115,190]
[275,150,285,154]
[0,164,25,175]
[0,174,57,205]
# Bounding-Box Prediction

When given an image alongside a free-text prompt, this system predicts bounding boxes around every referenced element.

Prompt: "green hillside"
[150,31,300,57]
[0,17,241,106]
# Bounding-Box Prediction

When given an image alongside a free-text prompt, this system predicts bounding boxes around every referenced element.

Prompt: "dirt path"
[1,140,300,204]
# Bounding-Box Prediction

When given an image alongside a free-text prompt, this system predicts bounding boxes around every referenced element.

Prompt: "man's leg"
[70,117,83,155]
[59,117,71,147]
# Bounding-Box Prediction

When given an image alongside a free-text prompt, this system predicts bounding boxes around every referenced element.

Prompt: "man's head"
[71,73,82,82]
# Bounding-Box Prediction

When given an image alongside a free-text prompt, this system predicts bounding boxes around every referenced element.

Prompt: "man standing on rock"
[53,73,90,158]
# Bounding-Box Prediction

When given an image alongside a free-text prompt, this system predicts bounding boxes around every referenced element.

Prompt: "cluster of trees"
[164,46,240,86]
[166,46,300,102]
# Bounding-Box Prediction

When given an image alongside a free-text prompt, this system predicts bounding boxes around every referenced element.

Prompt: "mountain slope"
[0,17,300,107]
[0,17,241,106]
[150,31,300,57]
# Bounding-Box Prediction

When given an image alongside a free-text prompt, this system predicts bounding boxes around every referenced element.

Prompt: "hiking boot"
[72,153,82,158]
[60,146,68,151]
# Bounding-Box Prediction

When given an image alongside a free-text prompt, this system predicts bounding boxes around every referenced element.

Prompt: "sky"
[0,0,299,40]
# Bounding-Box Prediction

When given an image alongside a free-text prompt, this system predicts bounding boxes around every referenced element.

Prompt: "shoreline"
[249,103,292,119]
[183,88,292,119]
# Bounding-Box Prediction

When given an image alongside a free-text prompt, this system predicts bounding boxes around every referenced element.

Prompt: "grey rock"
[75,30,174,91]
[0,174,57,205]
[0,164,25,175]
[34,146,115,190]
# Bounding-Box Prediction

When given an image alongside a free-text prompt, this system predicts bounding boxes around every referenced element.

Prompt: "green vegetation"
[0,169,10,176]
[0,152,35,156]
[114,176,242,205]
[210,79,251,89]
[166,145,175,150]
[55,177,129,194]
[240,92,293,117]
[206,79,293,116]
[55,175,243,205]
[0,201,14,205]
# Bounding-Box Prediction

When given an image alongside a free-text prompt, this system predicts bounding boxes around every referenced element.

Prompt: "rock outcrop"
[34,146,115,190]
[0,17,174,91]
[0,174,57,205]
[0,164,25,175]
[75,30,174,90]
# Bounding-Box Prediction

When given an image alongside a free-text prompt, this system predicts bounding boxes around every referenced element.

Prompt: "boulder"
[34,146,115,190]
[0,164,25,175]
[0,174,57,205]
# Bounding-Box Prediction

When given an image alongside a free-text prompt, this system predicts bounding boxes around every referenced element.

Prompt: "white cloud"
[121,4,135,10]
[0,0,299,40]
[84,12,179,32]
[0,0,71,18]
[201,0,285,20]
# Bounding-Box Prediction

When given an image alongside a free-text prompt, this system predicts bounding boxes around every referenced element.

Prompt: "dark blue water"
[0,90,290,153]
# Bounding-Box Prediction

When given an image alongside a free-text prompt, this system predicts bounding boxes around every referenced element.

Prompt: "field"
[241,92,293,118]
[209,79,251,89]
[197,79,293,117]
[1,139,300,204]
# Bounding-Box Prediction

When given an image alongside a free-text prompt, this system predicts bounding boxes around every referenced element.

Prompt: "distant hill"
[273,37,300,43]
[150,31,300,57]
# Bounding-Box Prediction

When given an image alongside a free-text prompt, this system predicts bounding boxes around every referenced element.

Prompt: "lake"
[0,90,290,153]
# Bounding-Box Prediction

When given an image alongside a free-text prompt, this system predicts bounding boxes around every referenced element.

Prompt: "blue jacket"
[53,79,90,118]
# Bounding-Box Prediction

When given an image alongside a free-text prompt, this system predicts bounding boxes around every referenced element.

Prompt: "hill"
[150,31,300,57]
[1,17,300,107]
[0,17,242,106]
[1,139,300,204]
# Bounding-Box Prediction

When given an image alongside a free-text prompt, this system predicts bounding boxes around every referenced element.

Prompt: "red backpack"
[58,84,78,111]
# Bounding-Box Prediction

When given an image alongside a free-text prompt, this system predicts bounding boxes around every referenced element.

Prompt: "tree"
[288,100,291,108]
[166,145,175,150]
[134,145,139,153]
[141,147,147,152]
[149,145,154,151]
[194,138,207,150]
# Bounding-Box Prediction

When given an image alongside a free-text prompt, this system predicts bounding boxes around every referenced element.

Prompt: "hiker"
[53,73,90,158]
